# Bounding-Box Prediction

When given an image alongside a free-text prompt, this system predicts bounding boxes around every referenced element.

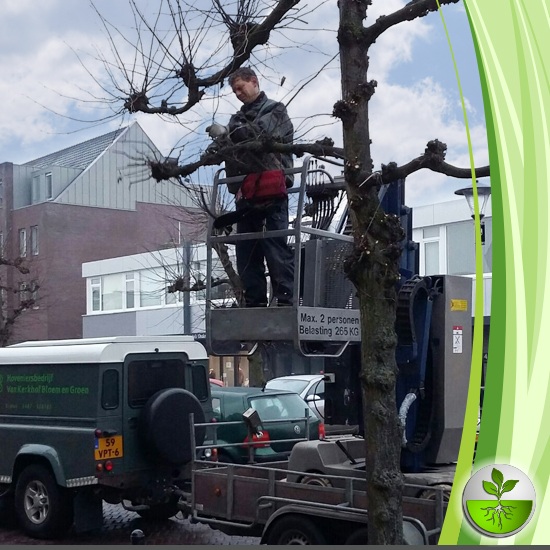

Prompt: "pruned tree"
[79,0,489,544]
[0,257,40,347]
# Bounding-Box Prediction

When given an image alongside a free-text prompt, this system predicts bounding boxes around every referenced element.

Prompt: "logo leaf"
[492,468,504,489]
[483,480,499,496]
[501,479,519,494]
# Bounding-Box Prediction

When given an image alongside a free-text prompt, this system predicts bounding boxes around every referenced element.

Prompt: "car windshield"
[265,379,310,395]
[249,394,310,421]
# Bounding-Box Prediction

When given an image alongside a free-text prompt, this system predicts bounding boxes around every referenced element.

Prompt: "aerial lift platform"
[204,156,472,474]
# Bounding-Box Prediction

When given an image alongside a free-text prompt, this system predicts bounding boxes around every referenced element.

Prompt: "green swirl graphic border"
[439,0,550,545]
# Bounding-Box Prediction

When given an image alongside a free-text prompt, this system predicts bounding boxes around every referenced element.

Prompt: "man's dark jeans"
[236,198,294,306]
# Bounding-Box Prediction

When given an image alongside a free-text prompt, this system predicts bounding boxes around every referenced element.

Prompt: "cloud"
[0,0,487,210]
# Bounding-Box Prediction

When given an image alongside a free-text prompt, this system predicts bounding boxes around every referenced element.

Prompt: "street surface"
[0,502,260,545]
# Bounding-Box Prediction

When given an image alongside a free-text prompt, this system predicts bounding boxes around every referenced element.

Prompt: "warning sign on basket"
[451,299,468,312]
[453,325,463,354]
[297,307,361,342]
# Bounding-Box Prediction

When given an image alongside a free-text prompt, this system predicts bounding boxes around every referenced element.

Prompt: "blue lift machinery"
[205,157,472,474]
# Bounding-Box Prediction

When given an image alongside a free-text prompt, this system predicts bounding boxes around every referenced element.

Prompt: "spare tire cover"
[141,388,206,465]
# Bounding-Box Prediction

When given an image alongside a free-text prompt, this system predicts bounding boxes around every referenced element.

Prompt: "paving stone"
[0,503,260,545]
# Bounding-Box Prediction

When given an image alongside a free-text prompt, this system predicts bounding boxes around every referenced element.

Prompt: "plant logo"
[462,464,536,537]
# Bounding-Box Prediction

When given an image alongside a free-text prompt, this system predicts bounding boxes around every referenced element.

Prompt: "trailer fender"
[260,504,366,544]
[13,445,66,487]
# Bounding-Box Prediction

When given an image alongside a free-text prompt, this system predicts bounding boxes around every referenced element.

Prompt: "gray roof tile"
[24,127,126,170]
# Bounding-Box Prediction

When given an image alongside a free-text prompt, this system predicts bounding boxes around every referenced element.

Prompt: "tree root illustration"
[481,503,517,530]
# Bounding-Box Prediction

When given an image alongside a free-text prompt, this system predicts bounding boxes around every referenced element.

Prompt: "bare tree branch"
[148,137,489,185]
[380,139,490,184]
[125,0,302,116]
[363,0,461,47]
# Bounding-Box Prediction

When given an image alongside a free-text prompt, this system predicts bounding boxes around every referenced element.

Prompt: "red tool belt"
[237,170,287,202]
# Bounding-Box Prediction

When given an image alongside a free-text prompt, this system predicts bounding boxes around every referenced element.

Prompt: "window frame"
[415,225,446,277]
[101,369,120,410]
[45,172,53,200]
[32,175,40,204]
[30,225,39,256]
[30,280,39,309]
[19,228,27,257]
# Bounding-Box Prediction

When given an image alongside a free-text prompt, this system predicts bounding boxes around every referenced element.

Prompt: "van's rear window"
[128,359,185,407]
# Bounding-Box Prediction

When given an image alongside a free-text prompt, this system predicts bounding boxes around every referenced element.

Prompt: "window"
[249,394,309,420]
[18,282,30,308]
[424,241,440,275]
[31,226,39,256]
[165,282,179,305]
[125,273,135,309]
[128,359,186,407]
[191,258,234,303]
[102,273,123,311]
[102,369,120,409]
[19,229,27,257]
[46,172,53,200]
[91,277,101,312]
[446,221,476,275]
[30,280,39,308]
[306,380,325,400]
[1,289,7,317]
[192,261,206,301]
[191,363,209,402]
[140,270,162,307]
[32,175,40,203]
[212,397,222,420]
[418,225,443,276]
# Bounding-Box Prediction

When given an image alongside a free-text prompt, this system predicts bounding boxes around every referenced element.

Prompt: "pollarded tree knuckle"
[124,92,149,113]
[333,99,358,122]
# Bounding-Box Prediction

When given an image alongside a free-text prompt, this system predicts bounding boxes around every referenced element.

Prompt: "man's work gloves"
[206,123,229,138]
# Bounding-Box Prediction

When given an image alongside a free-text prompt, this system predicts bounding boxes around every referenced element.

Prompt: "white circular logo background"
[462,464,536,537]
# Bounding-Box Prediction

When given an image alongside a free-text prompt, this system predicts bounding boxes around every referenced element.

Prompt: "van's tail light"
[319,423,326,440]
[105,460,114,472]
[94,428,103,438]
[211,448,218,462]
[244,430,271,448]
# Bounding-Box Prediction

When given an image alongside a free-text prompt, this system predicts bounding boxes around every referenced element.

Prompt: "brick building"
[0,122,198,343]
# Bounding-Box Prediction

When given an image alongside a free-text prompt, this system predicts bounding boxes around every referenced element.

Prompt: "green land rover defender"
[0,336,212,538]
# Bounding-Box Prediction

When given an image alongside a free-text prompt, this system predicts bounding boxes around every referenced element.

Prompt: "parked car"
[210,387,322,464]
[265,374,325,419]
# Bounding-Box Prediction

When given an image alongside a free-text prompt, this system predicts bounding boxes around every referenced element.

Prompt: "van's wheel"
[137,502,179,521]
[266,515,327,545]
[14,464,73,539]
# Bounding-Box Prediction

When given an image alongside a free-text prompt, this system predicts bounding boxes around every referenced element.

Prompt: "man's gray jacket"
[225,92,294,192]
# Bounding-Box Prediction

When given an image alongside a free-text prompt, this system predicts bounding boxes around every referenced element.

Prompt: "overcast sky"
[0,0,489,207]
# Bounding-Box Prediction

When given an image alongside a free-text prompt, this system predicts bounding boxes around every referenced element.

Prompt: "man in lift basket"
[207,67,295,308]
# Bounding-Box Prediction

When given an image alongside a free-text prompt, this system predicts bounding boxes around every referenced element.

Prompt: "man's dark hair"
[228,67,258,87]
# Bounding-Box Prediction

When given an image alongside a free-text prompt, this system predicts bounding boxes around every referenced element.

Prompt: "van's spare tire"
[141,388,206,464]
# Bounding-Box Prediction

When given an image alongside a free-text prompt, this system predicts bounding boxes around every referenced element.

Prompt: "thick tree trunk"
[338,0,404,544]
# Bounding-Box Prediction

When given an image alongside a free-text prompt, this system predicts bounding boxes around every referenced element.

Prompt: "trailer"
[176,414,448,545]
